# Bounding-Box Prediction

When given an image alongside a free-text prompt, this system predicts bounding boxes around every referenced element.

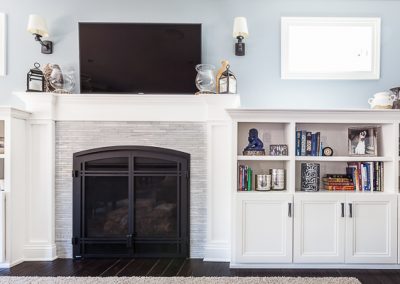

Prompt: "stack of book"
[346,162,384,192]
[296,130,322,156]
[322,174,355,191]
[238,165,253,191]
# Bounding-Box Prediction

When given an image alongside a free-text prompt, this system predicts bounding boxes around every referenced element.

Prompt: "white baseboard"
[23,244,57,261]
[229,263,400,269]
[0,258,24,268]
[203,241,230,262]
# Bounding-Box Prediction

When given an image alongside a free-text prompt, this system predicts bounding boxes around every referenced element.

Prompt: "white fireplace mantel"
[11,92,239,263]
[14,92,240,121]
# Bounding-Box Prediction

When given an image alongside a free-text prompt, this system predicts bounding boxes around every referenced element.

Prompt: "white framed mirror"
[0,13,5,77]
[281,17,381,80]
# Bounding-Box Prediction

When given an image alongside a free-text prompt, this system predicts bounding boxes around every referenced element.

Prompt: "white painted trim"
[14,92,240,121]
[230,263,400,269]
[203,241,231,262]
[23,244,57,261]
[0,13,6,77]
[0,258,24,269]
[281,17,381,80]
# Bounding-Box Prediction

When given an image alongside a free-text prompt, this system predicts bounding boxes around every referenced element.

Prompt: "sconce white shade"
[233,17,248,38]
[27,14,49,37]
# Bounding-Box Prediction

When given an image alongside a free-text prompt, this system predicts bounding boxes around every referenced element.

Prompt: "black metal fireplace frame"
[72,146,190,259]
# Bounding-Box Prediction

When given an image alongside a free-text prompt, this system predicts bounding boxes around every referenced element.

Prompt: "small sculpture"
[243,128,265,156]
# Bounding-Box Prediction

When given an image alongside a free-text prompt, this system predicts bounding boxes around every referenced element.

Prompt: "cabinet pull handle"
[341,203,345,218]
[288,203,292,218]
[349,203,353,218]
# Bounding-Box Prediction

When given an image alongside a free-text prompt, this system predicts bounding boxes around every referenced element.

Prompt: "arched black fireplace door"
[72,146,190,259]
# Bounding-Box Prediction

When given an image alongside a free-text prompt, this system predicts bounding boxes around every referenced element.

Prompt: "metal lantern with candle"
[27,62,45,92]
[217,64,237,94]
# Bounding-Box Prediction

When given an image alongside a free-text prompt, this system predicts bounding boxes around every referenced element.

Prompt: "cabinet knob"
[288,203,292,218]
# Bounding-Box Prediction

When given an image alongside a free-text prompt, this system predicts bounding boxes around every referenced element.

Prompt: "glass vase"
[195,64,216,94]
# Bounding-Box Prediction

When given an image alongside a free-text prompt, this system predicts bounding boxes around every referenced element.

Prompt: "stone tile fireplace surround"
[56,121,206,258]
[13,93,239,265]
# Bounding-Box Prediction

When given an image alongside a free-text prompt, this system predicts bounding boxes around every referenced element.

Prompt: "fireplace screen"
[72,146,190,258]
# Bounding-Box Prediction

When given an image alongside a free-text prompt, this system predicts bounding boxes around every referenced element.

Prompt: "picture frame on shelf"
[269,144,288,156]
[348,126,378,156]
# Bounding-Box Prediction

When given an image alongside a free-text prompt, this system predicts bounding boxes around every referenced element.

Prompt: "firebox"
[72,146,190,259]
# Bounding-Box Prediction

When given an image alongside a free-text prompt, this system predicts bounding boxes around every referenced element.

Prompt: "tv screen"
[79,23,201,94]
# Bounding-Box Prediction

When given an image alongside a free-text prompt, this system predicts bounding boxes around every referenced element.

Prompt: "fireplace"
[72,146,190,258]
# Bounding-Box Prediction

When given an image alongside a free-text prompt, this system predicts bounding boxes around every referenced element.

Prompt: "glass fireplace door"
[79,156,133,257]
[133,156,181,256]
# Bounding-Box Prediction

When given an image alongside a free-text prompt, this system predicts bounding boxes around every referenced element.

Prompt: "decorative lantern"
[27,62,45,92]
[217,65,237,94]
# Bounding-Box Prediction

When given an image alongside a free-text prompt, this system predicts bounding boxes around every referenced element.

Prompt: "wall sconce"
[233,17,248,56]
[27,14,53,54]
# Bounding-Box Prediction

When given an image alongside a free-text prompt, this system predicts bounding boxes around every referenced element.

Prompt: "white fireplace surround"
[8,92,240,266]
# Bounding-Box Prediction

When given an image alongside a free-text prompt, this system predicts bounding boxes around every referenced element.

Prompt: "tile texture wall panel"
[55,121,207,258]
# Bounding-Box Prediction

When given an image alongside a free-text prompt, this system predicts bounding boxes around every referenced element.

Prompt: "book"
[296,130,301,156]
[247,167,252,191]
[325,174,351,178]
[322,177,352,182]
[324,185,355,191]
[306,132,312,156]
[324,182,354,186]
[347,162,362,191]
[316,132,321,156]
[311,133,317,156]
[301,130,307,156]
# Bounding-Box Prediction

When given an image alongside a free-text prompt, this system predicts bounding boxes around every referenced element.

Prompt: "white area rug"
[0,277,361,284]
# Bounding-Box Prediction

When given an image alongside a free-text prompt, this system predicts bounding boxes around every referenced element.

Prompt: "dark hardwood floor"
[0,259,399,284]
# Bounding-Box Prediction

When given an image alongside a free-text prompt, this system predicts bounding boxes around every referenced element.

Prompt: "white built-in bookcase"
[233,111,398,194]
[229,109,400,268]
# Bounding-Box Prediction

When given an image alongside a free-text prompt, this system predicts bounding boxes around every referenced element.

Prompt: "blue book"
[296,130,301,156]
[363,163,371,191]
[311,133,317,156]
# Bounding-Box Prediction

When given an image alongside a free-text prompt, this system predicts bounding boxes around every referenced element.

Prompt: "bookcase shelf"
[238,155,290,161]
[295,156,393,162]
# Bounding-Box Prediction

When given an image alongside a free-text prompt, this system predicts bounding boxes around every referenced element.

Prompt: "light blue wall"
[1,0,399,108]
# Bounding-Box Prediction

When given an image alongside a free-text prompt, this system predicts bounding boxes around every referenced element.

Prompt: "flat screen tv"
[79,23,201,94]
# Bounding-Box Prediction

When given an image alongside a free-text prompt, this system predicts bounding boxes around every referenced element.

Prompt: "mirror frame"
[281,17,381,80]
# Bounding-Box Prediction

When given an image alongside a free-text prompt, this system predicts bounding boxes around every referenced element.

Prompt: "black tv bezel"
[78,22,202,95]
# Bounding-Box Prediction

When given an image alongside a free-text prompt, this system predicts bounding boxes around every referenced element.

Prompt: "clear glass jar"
[195,64,216,94]
[49,65,75,94]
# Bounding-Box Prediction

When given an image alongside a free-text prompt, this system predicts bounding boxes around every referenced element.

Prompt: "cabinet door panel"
[294,194,345,263]
[236,195,293,263]
[346,195,397,264]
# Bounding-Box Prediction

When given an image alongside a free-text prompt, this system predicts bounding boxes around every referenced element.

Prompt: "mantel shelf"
[14,92,240,121]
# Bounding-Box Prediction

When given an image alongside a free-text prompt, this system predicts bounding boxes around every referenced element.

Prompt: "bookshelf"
[229,109,400,267]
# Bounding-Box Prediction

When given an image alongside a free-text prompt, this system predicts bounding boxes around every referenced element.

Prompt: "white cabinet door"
[294,194,346,263]
[345,194,397,264]
[235,194,293,263]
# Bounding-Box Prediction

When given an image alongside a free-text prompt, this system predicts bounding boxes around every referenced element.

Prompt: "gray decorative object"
[270,169,285,190]
[391,87,400,109]
[255,174,271,191]
[301,163,320,192]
